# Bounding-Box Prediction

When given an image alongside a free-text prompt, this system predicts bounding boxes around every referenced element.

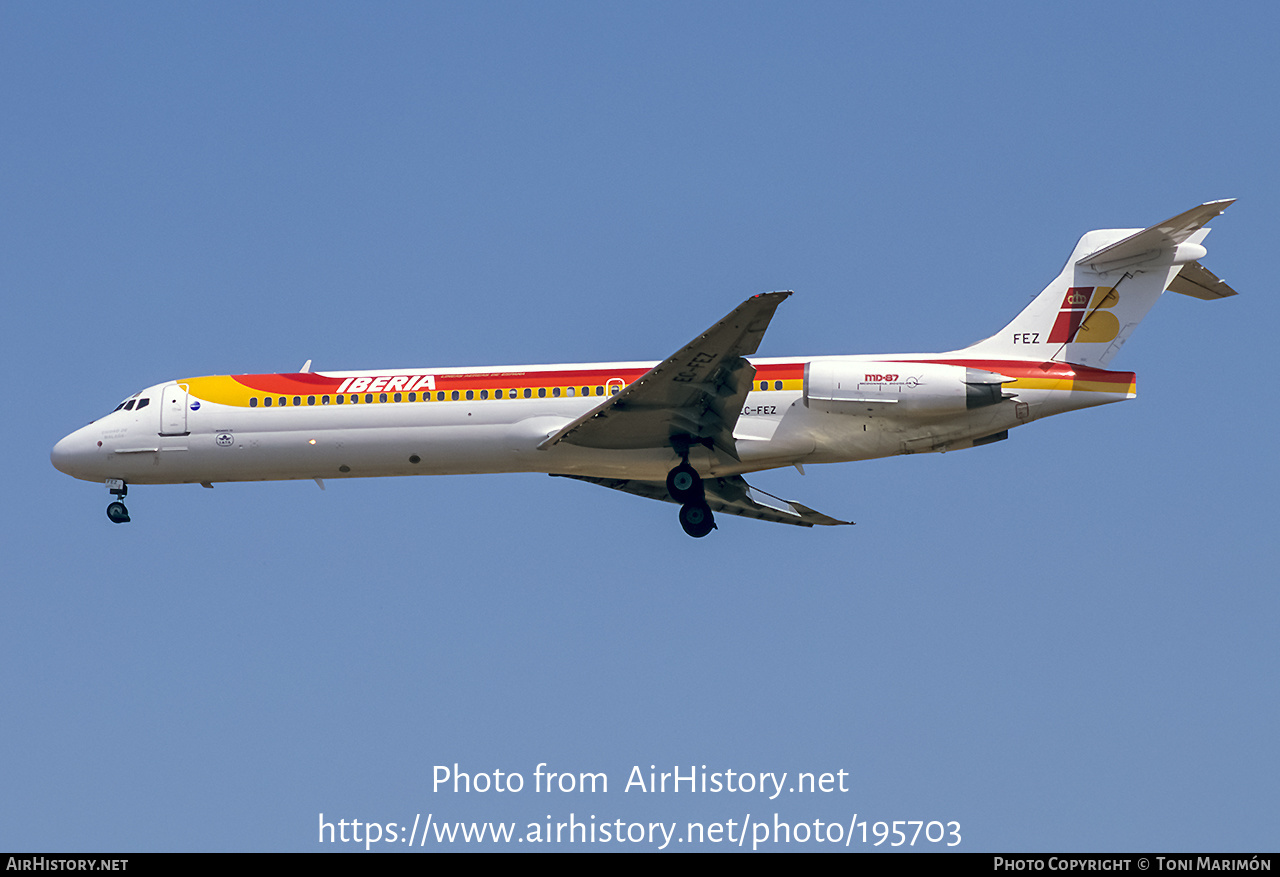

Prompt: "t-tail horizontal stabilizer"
[1075,199,1235,274]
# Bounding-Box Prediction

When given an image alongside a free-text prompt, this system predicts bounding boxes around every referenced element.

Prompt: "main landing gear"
[106,481,130,524]
[667,461,715,538]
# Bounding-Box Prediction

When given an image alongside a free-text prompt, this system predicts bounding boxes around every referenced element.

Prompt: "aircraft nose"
[51,428,95,479]
[51,433,77,476]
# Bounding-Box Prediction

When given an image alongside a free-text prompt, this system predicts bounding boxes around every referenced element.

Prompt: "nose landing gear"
[105,480,130,524]
[667,460,716,538]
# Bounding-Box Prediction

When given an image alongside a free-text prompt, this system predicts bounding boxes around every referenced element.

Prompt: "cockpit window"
[123,400,136,411]
[136,398,150,410]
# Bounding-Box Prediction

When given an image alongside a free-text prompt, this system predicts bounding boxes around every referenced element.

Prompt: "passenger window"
[408,392,415,402]
[451,391,460,401]
[480,389,488,400]
[595,386,604,396]
[553,387,561,397]
[566,387,575,396]
[250,397,258,408]
[380,393,388,403]
[581,386,589,396]
[279,397,286,407]
[307,396,315,406]
[321,395,329,405]
[774,380,783,390]
[538,387,546,398]
[293,396,301,407]
[437,391,446,401]
[760,381,768,391]
[335,394,344,404]
[466,390,474,400]
[365,394,373,404]
[524,388,532,398]
[264,397,272,407]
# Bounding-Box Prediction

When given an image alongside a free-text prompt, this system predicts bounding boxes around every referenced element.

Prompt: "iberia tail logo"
[1048,287,1120,344]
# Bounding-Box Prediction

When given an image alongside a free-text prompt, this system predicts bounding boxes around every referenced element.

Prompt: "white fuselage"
[50,352,1133,488]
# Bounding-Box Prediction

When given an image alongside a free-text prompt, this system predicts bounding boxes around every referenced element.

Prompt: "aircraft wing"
[554,473,853,528]
[538,292,791,460]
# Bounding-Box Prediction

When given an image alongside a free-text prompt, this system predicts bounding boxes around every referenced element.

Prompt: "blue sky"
[3,1,1276,852]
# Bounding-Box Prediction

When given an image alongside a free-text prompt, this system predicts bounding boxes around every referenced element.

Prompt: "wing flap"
[554,472,852,528]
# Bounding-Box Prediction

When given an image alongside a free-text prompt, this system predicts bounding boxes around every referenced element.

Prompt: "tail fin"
[964,200,1237,368]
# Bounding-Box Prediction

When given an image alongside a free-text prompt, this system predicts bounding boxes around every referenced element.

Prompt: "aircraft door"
[159,383,189,435]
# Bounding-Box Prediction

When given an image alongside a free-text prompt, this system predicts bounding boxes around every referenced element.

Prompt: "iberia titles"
[334,375,437,395]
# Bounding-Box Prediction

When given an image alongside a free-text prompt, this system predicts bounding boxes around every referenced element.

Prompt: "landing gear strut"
[667,459,716,538]
[106,481,130,524]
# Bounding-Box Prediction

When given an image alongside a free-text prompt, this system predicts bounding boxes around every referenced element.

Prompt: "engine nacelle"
[805,360,1012,418]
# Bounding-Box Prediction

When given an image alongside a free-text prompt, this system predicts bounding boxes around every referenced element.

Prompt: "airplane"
[51,200,1238,537]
